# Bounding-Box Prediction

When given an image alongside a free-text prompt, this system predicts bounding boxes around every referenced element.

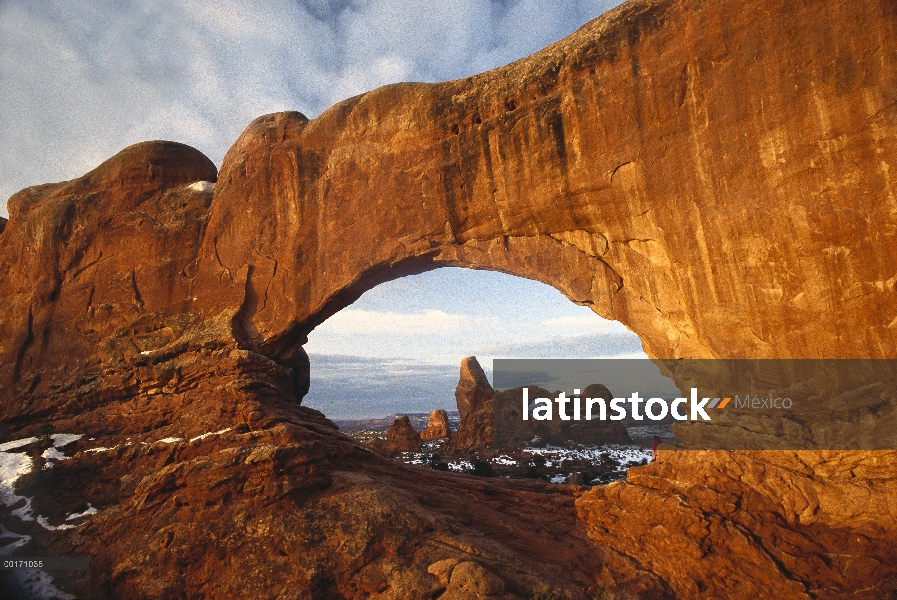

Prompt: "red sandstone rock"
[385,415,423,453]
[0,0,895,597]
[421,408,451,440]
[445,357,494,452]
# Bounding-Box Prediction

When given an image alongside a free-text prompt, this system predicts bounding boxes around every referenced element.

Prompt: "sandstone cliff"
[1,0,896,597]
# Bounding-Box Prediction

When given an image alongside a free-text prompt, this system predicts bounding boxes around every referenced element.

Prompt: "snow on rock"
[66,504,97,521]
[157,437,184,444]
[0,524,30,556]
[187,180,214,193]
[41,448,68,462]
[189,428,231,443]
[0,438,38,452]
[84,442,136,453]
[50,434,83,448]
[36,516,77,531]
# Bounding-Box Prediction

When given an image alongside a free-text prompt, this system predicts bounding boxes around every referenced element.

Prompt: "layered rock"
[421,409,451,440]
[445,357,494,452]
[0,0,895,597]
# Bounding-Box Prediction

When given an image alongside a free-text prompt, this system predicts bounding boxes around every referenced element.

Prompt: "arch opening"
[300,266,657,483]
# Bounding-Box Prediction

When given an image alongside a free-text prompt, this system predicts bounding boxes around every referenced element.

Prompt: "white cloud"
[318,308,497,335]
[0,0,622,215]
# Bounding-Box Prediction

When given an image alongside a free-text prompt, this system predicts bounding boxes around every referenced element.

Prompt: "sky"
[0,0,646,417]
[0,0,624,213]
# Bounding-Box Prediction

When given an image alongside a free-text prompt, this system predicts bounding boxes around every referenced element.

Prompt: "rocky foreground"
[1,0,897,597]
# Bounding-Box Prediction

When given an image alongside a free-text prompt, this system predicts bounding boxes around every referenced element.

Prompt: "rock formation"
[445,357,494,452]
[0,0,896,597]
[570,384,632,445]
[384,415,423,453]
[493,383,632,448]
[421,409,451,440]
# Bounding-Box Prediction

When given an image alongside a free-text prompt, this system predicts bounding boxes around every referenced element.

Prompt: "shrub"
[35,422,54,441]
[471,459,494,477]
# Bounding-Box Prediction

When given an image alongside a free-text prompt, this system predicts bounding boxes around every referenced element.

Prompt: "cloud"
[318,308,497,335]
[305,304,646,364]
[478,332,647,360]
[0,0,622,215]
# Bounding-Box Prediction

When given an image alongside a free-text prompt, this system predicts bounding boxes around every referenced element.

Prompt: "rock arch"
[0,1,896,596]
[191,0,897,378]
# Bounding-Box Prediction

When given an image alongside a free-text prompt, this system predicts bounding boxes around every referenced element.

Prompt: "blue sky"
[0,1,646,415]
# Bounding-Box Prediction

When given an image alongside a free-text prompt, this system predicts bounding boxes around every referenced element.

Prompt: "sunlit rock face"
[0,0,896,597]
[421,409,451,440]
[445,356,495,452]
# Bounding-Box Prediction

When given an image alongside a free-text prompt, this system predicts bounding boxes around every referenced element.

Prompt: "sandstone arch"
[191,0,897,376]
[0,0,896,597]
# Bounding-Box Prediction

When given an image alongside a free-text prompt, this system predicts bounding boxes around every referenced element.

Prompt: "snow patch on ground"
[448,460,474,472]
[0,450,34,521]
[0,437,92,598]
[524,444,653,467]
[5,568,76,600]
[157,437,184,444]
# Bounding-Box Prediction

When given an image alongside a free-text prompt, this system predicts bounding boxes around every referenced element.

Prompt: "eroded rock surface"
[445,357,495,452]
[421,409,451,440]
[383,415,424,453]
[1,0,896,597]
